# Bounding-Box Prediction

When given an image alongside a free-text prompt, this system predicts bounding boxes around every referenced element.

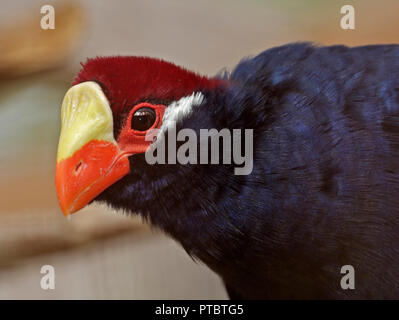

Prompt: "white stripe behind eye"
[158,92,205,136]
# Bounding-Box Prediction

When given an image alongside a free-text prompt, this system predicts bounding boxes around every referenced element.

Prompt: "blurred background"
[0,0,398,299]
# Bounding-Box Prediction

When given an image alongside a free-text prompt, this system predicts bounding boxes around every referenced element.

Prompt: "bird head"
[55,56,225,216]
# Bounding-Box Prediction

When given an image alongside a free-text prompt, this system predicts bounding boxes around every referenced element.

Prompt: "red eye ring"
[117,102,166,155]
[125,103,163,135]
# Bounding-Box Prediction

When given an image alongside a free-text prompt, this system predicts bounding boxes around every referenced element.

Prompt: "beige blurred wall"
[3,0,398,74]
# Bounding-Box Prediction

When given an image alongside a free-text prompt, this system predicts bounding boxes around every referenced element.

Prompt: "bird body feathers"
[89,43,399,298]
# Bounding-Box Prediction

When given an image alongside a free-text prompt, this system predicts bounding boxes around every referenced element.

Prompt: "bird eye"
[131,107,156,131]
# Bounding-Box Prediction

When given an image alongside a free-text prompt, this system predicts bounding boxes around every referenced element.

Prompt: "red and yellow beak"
[55,82,130,216]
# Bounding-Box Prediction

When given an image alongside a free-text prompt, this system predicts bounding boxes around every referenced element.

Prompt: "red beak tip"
[55,141,131,217]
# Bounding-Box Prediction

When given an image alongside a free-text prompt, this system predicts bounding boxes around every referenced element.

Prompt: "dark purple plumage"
[93,43,399,298]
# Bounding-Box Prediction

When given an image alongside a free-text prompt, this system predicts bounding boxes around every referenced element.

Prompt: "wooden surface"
[0,231,227,299]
